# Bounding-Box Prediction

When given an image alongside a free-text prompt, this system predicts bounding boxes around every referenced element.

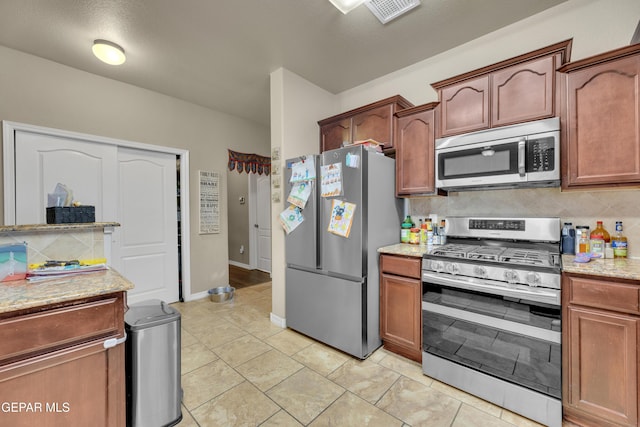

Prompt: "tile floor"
[171,283,558,427]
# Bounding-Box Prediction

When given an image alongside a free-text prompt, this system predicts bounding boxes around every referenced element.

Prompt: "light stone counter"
[0,268,134,314]
[378,243,430,258]
[562,255,640,281]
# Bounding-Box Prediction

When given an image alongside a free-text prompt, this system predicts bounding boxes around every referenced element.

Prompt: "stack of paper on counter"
[27,258,108,281]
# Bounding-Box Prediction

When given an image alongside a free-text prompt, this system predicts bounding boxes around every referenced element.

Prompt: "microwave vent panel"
[365,0,421,24]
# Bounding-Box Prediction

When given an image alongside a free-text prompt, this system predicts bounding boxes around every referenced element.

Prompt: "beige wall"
[273,0,640,322]
[270,68,337,321]
[227,170,250,265]
[0,45,270,298]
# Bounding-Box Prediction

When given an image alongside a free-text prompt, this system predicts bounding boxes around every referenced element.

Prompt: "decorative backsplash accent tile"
[410,187,640,258]
[0,229,105,265]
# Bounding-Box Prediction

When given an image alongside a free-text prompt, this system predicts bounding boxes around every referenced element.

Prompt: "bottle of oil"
[590,221,610,257]
[611,221,628,258]
[577,228,590,255]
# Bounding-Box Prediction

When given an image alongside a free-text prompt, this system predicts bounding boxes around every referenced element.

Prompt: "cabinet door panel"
[320,119,351,153]
[566,306,638,426]
[439,76,489,136]
[564,55,640,187]
[492,56,555,126]
[352,104,394,147]
[0,340,125,427]
[380,271,421,361]
[395,109,436,196]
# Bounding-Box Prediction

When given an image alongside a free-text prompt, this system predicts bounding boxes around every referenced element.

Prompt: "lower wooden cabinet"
[0,292,126,427]
[563,273,639,427]
[380,254,422,362]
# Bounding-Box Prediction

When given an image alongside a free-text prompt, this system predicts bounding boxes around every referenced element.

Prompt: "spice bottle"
[401,216,414,244]
[561,223,575,255]
[611,221,628,258]
[577,229,590,255]
[590,221,610,257]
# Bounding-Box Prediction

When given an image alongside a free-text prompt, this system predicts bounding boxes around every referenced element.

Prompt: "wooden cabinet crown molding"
[558,42,640,73]
[431,39,573,90]
[394,101,440,118]
[317,95,413,125]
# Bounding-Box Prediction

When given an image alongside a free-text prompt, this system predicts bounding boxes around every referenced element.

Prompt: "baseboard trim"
[270,312,286,328]
[229,260,253,269]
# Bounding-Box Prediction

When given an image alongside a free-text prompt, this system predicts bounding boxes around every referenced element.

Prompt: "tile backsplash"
[0,229,105,266]
[410,187,640,258]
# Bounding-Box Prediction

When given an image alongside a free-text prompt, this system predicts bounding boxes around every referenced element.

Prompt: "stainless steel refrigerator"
[285,145,402,359]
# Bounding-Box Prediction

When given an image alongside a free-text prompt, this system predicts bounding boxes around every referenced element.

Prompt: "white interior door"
[14,130,118,223]
[112,148,179,304]
[11,127,181,304]
[256,174,271,273]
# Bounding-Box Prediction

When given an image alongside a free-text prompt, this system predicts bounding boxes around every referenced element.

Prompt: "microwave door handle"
[518,140,526,177]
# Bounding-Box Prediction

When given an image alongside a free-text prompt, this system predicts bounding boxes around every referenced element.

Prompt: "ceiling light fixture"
[329,0,366,14]
[92,39,126,65]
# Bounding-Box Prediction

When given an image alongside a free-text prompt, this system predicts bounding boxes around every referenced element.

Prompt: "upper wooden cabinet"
[558,43,640,190]
[431,39,572,138]
[394,102,439,196]
[318,95,413,153]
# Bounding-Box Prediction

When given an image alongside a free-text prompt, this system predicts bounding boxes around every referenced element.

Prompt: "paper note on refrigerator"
[320,162,342,197]
[327,199,356,238]
[278,205,304,234]
[287,181,312,209]
[289,156,316,183]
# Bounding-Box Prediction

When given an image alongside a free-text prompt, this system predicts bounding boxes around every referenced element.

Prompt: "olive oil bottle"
[611,221,628,258]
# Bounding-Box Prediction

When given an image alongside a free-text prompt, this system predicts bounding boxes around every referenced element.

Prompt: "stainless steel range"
[421,217,562,427]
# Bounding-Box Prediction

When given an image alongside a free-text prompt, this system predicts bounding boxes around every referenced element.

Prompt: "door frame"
[2,120,192,300]
[248,172,271,272]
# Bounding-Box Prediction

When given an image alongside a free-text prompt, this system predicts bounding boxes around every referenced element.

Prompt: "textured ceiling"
[0,0,566,126]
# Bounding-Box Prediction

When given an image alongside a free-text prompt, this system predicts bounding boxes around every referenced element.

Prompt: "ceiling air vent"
[365,0,420,24]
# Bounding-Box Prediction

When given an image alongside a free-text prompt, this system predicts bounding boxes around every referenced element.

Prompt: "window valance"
[227,149,271,175]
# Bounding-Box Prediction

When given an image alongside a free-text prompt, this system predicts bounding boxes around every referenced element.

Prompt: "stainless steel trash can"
[125,299,182,427]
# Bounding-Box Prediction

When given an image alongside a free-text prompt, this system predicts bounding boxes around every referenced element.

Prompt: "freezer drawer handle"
[103,333,127,349]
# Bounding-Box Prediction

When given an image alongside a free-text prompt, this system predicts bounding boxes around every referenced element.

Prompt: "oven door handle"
[421,271,560,306]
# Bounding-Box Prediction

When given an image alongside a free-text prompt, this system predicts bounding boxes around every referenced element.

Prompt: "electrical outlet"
[239,245,245,254]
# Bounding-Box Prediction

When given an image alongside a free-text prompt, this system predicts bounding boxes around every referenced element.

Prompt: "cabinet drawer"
[568,276,640,314]
[380,255,421,279]
[0,295,124,364]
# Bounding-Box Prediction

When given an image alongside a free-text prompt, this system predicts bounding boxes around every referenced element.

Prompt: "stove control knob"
[445,263,460,275]
[526,272,541,287]
[474,266,488,279]
[504,269,520,284]
[431,260,444,273]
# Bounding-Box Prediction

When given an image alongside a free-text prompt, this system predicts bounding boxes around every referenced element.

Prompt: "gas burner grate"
[430,244,475,259]
[499,249,551,267]
[466,246,505,261]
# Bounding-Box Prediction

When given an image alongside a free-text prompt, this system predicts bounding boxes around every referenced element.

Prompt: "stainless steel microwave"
[435,117,560,191]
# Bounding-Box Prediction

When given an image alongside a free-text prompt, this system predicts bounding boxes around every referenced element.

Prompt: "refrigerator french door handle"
[103,333,127,349]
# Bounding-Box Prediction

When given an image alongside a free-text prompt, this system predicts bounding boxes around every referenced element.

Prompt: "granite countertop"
[378,243,430,257]
[379,244,640,282]
[0,222,120,233]
[0,268,134,314]
[561,255,640,281]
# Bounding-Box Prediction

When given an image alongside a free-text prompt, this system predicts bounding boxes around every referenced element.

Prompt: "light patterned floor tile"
[193,321,248,350]
[175,405,198,426]
[265,328,315,355]
[180,328,198,347]
[261,410,304,427]
[243,316,285,340]
[191,381,280,427]
[181,342,218,374]
[267,368,345,425]
[452,404,515,427]
[181,359,244,410]
[376,376,460,427]
[377,352,433,387]
[328,359,400,404]
[293,342,350,376]
[235,349,304,391]
[309,392,403,427]
[212,333,273,367]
